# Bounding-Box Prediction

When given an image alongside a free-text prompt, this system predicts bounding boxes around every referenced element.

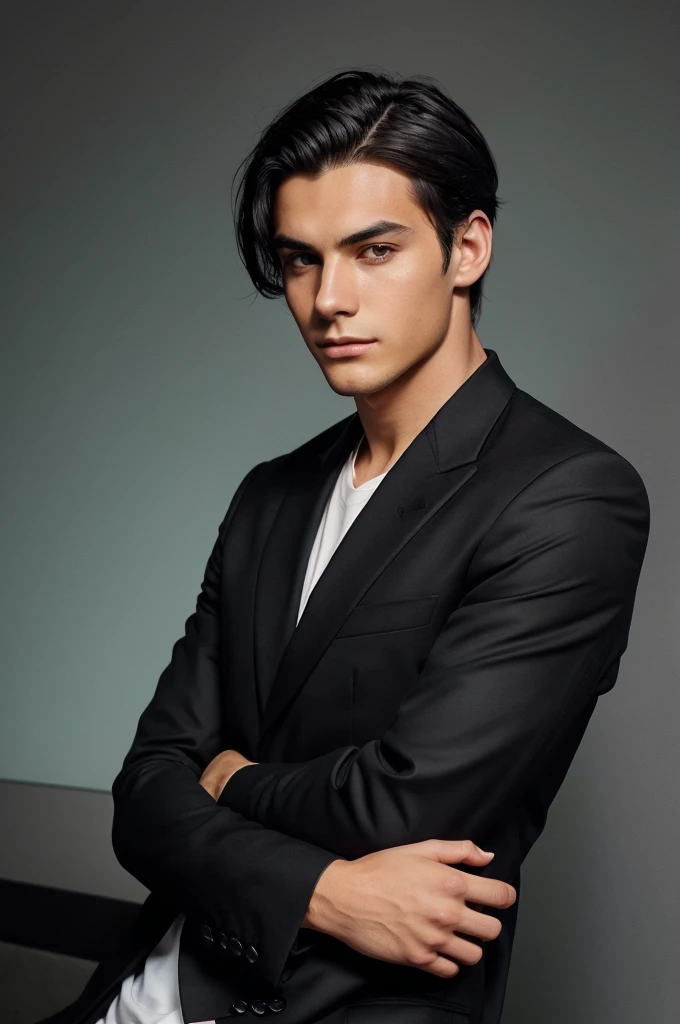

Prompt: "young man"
[43,70,650,1024]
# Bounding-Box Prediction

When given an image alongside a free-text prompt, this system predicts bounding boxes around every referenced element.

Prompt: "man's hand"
[302,839,516,979]
[199,749,257,801]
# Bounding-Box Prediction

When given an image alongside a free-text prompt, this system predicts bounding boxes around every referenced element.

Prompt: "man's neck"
[352,334,487,485]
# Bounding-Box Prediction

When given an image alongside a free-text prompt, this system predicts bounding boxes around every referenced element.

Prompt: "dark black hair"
[232,69,503,327]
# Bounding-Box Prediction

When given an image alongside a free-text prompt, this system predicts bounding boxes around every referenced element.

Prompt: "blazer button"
[202,924,213,943]
[268,997,286,1012]
[230,999,249,1014]
[228,935,243,956]
[250,1000,267,1015]
[218,931,228,950]
[244,944,259,963]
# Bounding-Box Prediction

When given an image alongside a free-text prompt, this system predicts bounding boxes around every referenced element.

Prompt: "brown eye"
[364,245,394,262]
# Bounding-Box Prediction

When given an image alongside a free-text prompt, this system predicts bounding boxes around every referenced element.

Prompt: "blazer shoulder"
[500,387,648,492]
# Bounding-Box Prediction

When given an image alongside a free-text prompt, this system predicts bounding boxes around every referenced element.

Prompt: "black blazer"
[42,349,650,1024]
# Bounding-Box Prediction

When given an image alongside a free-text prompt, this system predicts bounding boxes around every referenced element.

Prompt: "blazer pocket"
[336,596,439,638]
[345,1001,469,1024]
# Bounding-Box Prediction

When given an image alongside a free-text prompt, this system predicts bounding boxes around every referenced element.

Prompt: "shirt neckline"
[346,434,388,495]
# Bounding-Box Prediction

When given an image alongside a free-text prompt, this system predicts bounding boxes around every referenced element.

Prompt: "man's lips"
[319,338,378,357]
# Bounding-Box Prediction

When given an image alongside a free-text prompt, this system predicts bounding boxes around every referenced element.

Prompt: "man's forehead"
[272,162,423,240]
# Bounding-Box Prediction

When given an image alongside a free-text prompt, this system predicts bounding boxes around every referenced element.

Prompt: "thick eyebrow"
[272,220,414,253]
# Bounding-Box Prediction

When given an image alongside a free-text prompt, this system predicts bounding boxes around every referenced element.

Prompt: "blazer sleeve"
[110,462,340,991]
[219,450,651,858]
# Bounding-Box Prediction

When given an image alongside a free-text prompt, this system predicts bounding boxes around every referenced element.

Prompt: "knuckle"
[449,912,463,932]
[444,873,466,897]
[430,905,449,926]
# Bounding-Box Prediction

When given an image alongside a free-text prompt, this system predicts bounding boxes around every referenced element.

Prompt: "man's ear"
[453,212,492,290]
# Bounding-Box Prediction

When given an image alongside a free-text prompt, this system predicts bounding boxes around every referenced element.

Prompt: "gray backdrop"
[1,2,678,1022]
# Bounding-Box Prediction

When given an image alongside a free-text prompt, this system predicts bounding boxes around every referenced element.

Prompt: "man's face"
[272,160,468,399]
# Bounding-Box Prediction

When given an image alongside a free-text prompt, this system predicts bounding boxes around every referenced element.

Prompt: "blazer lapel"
[252,410,363,723]
[254,348,516,755]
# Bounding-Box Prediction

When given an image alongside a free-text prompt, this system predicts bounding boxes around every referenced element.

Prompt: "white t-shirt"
[98,434,388,1024]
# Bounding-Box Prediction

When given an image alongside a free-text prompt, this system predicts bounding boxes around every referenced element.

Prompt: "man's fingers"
[414,955,460,979]
[465,877,516,910]
[455,906,503,942]
[420,838,495,866]
[439,933,485,966]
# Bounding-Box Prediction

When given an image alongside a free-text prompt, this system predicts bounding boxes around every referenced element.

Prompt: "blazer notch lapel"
[258,439,477,751]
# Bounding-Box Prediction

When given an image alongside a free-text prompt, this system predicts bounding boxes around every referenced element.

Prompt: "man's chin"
[321,367,400,399]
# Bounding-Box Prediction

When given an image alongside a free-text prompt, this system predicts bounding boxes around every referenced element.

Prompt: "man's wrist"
[200,750,256,802]
[302,857,353,937]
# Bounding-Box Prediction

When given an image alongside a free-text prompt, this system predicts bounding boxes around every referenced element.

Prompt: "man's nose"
[314,258,360,320]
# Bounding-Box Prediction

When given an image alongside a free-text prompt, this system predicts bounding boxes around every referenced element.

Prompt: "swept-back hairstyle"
[232,69,502,327]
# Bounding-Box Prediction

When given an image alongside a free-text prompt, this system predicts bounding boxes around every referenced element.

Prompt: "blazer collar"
[254,347,516,754]
[320,346,515,472]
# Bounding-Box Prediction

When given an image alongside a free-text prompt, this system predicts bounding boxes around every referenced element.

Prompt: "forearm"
[218,737,520,857]
[219,744,421,857]
[112,754,341,989]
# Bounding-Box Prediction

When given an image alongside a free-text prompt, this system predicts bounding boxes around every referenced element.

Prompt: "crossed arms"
[216,450,649,856]
[111,450,649,988]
